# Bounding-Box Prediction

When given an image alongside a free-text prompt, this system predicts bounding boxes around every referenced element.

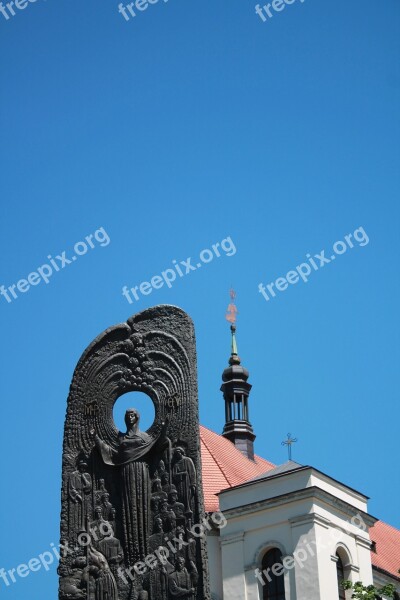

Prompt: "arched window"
[336,553,346,600]
[262,548,286,600]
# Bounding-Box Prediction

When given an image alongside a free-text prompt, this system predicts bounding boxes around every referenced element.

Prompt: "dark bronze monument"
[59,305,210,600]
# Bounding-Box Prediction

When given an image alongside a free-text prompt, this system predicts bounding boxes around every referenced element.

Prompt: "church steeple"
[221,291,256,461]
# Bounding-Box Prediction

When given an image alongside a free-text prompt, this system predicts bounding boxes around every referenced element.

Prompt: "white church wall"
[289,515,322,600]
[308,472,368,513]
[218,470,312,511]
[217,497,322,599]
[311,501,374,586]
[207,531,223,600]
[219,531,247,600]
[213,471,377,600]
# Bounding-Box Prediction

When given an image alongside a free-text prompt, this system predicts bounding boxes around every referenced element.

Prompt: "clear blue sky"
[0,0,399,597]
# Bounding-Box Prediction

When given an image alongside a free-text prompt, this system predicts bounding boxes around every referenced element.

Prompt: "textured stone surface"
[59,305,210,600]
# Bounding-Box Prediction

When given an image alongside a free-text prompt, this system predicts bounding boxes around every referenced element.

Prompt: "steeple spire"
[229,324,240,365]
[226,288,241,365]
[221,290,256,460]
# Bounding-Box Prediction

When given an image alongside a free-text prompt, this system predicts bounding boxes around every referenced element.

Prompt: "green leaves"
[342,580,396,599]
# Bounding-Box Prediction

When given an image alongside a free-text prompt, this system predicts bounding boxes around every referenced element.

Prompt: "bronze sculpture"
[59,305,210,600]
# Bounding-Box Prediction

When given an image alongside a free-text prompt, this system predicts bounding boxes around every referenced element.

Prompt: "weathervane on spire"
[225,288,240,364]
[226,288,238,325]
[281,433,298,461]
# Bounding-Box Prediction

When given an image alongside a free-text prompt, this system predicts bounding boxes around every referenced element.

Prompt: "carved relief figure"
[172,525,194,563]
[148,517,169,600]
[94,479,107,506]
[149,516,164,552]
[92,409,167,567]
[101,492,114,521]
[68,459,92,538]
[82,545,119,600]
[98,533,124,567]
[151,477,168,514]
[168,557,197,599]
[161,471,173,495]
[91,506,111,541]
[167,486,185,523]
[172,448,196,516]
[159,499,176,534]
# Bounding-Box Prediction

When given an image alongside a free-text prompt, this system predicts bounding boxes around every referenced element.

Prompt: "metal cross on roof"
[281,433,298,461]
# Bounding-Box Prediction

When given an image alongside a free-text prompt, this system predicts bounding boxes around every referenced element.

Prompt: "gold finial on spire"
[226,288,238,325]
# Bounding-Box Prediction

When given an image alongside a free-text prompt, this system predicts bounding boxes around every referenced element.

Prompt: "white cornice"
[355,534,374,550]
[221,485,377,528]
[289,513,331,529]
[220,531,245,547]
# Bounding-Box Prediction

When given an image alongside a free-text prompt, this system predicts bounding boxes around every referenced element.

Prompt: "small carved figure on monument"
[90,507,113,544]
[159,499,176,533]
[94,479,107,505]
[157,459,166,476]
[161,471,173,495]
[169,526,195,564]
[171,448,196,515]
[168,557,196,599]
[110,507,116,531]
[98,533,124,567]
[151,477,168,513]
[82,544,119,600]
[68,458,92,538]
[167,486,185,523]
[149,520,173,600]
[149,520,175,599]
[101,492,114,521]
[149,516,165,552]
[171,525,190,562]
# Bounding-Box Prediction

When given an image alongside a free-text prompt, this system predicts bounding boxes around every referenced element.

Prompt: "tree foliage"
[342,580,396,599]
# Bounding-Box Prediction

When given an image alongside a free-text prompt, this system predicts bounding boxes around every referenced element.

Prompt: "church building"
[200,322,400,600]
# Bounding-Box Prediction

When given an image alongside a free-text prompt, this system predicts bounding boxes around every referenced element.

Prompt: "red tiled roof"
[370,520,400,581]
[199,425,275,512]
[200,425,400,582]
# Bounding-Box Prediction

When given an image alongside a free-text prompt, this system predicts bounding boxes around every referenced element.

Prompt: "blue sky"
[0,0,399,597]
